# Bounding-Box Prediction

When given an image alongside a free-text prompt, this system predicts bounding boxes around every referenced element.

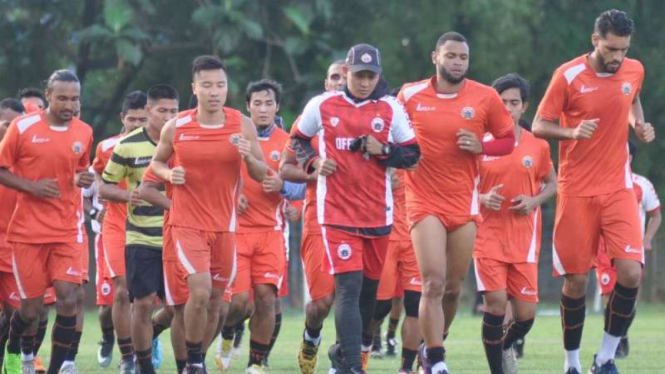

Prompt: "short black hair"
[246,79,282,105]
[121,91,147,116]
[147,84,179,103]
[192,55,227,78]
[17,87,44,101]
[46,69,80,89]
[436,31,468,49]
[0,98,25,114]
[628,140,637,158]
[492,73,530,102]
[595,9,634,38]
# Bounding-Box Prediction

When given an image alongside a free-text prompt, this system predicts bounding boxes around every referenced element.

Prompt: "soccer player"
[149,55,266,374]
[101,85,179,374]
[398,32,515,374]
[17,88,45,113]
[474,73,557,374]
[0,70,94,374]
[92,90,148,370]
[292,43,420,374]
[595,142,661,359]
[532,9,655,374]
[279,59,346,374]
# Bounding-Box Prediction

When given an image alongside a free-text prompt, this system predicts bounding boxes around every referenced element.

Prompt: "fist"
[635,121,655,143]
[170,166,186,185]
[30,179,60,199]
[234,134,252,160]
[238,194,249,214]
[457,129,482,154]
[480,184,504,211]
[262,170,284,193]
[571,119,599,140]
[75,171,95,188]
[314,158,337,176]
[129,189,143,206]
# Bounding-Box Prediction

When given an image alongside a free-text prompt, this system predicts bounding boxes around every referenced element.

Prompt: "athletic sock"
[221,325,235,341]
[185,341,203,366]
[248,340,270,367]
[136,348,155,374]
[65,331,82,361]
[482,312,505,374]
[117,337,134,362]
[176,359,186,373]
[560,294,585,371]
[46,314,77,374]
[623,309,636,338]
[388,317,399,340]
[34,319,48,355]
[503,318,534,350]
[597,284,638,365]
[266,313,282,358]
[20,333,35,357]
[401,347,417,372]
[426,346,445,366]
[152,321,168,339]
[7,311,31,355]
[304,324,322,346]
[102,324,115,344]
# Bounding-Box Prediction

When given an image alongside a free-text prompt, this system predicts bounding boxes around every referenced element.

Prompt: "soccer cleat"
[215,337,234,371]
[371,343,384,359]
[184,364,206,374]
[513,338,525,359]
[33,356,45,374]
[361,348,371,371]
[245,364,266,374]
[98,340,114,368]
[328,344,349,374]
[588,355,619,374]
[502,347,518,374]
[152,337,163,370]
[615,337,629,359]
[3,351,21,374]
[385,336,398,358]
[118,358,136,374]
[297,339,319,374]
[58,362,80,374]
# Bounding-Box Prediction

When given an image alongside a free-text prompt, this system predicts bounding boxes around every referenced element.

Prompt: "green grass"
[39,303,665,373]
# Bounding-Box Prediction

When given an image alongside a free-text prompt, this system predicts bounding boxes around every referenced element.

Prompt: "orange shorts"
[94,234,114,306]
[103,223,127,278]
[301,233,335,301]
[553,189,643,276]
[321,227,389,280]
[11,242,82,299]
[232,231,285,294]
[408,205,481,233]
[0,271,20,308]
[279,261,289,297]
[163,225,189,306]
[172,226,236,291]
[377,240,421,300]
[474,257,538,303]
[595,246,616,296]
[79,239,89,283]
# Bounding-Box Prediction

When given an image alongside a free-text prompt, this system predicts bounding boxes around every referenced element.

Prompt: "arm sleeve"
[0,121,20,170]
[292,97,324,172]
[102,144,128,184]
[536,67,569,122]
[280,181,306,201]
[481,91,515,156]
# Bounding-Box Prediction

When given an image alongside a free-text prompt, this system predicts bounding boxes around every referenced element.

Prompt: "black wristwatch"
[381,144,391,155]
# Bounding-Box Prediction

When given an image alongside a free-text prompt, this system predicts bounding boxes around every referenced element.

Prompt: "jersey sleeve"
[387,98,416,145]
[485,90,514,138]
[538,141,554,180]
[537,67,569,122]
[102,143,129,184]
[77,134,93,173]
[92,142,106,174]
[295,96,323,138]
[642,178,661,212]
[0,121,20,169]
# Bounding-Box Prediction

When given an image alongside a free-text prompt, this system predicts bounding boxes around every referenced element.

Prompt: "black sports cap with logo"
[345,43,382,74]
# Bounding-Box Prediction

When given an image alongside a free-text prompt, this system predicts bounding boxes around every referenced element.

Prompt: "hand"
[480,184,504,210]
[314,158,337,176]
[96,208,106,225]
[509,194,537,215]
[129,189,143,206]
[364,135,385,156]
[457,129,482,154]
[571,118,599,140]
[262,170,284,193]
[75,171,95,188]
[635,121,655,143]
[238,194,249,214]
[169,166,186,185]
[234,134,253,160]
[285,204,300,222]
[644,237,653,251]
[29,179,60,199]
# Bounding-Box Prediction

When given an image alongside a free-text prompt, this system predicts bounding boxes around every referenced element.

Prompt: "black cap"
[345,43,382,74]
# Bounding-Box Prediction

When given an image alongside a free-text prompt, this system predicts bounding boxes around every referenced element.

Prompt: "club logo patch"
[361,53,372,63]
[522,155,533,168]
[461,106,475,120]
[230,134,241,145]
[71,141,84,155]
[601,272,611,285]
[330,117,340,127]
[270,150,280,161]
[101,283,112,296]
[337,243,352,260]
[371,117,385,133]
[621,82,632,95]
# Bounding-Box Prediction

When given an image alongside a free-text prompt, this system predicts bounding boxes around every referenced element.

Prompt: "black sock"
[248,340,270,367]
[65,331,82,361]
[186,341,203,365]
[117,337,134,362]
[21,333,35,356]
[372,326,381,348]
[304,323,322,340]
[46,314,77,374]
[482,313,505,374]
[605,284,638,337]
[102,324,115,344]
[503,319,534,350]
[221,325,235,340]
[34,319,48,355]
[335,271,364,371]
[360,277,379,348]
[401,348,417,371]
[426,346,445,365]
[176,359,186,373]
[560,294,586,351]
[623,310,636,338]
[267,313,282,357]
[7,311,31,354]
[152,322,168,339]
[0,317,8,362]
[136,348,154,374]
[388,317,399,340]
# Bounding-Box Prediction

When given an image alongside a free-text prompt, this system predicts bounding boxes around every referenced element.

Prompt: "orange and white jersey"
[0,112,93,243]
[474,130,553,263]
[632,173,660,235]
[389,169,409,242]
[170,108,242,232]
[537,55,644,197]
[0,183,16,272]
[398,77,514,219]
[92,134,128,234]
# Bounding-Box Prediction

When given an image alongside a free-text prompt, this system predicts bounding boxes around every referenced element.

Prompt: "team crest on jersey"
[600,272,611,285]
[230,134,241,145]
[101,283,112,296]
[337,243,352,260]
[330,117,340,127]
[621,82,632,95]
[71,141,84,155]
[270,150,280,161]
[461,106,475,120]
[371,117,385,133]
[361,53,372,63]
[522,155,533,168]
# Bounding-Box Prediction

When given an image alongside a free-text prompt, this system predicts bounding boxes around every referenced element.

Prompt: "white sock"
[431,361,449,373]
[361,344,372,352]
[596,332,621,365]
[303,330,321,346]
[62,360,75,367]
[564,349,581,372]
[20,353,34,362]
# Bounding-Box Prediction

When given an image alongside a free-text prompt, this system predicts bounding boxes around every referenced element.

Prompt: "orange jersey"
[92,135,128,233]
[537,55,644,197]
[0,112,93,243]
[390,170,409,242]
[169,108,242,232]
[475,130,553,263]
[238,126,290,232]
[142,160,173,223]
[0,184,17,271]
[398,77,513,219]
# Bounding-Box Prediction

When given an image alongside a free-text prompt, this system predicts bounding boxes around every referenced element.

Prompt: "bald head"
[325,60,346,91]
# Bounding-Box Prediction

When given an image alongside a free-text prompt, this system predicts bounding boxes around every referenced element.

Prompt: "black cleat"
[588,355,619,374]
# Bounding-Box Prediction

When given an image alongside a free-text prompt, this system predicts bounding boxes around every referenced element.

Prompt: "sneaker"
[98,340,114,368]
[152,338,163,370]
[215,337,234,371]
[58,362,80,374]
[21,357,35,374]
[588,355,619,374]
[513,338,524,359]
[3,351,21,374]
[298,339,319,374]
[370,343,384,359]
[502,347,518,374]
[385,336,398,358]
[245,364,266,374]
[615,337,629,359]
[118,358,136,374]
[430,362,450,374]
[184,364,206,374]
[417,344,449,374]
[33,356,45,374]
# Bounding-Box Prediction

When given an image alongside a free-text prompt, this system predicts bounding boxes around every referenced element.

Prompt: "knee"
[190,288,212,309]
[422,278,445,298]
[563,274,589,298]
[443,285,462,303]
[254,287,276,314]
[133,297,154,316]
[114,287,130,305]
[56,294,77,315]
[617,267,642,289]
[19,305,42,323]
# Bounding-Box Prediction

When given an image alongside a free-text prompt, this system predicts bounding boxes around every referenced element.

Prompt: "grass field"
[36,303,664,373]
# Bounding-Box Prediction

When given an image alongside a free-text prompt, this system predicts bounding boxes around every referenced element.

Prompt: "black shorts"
[125,245,164,301]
